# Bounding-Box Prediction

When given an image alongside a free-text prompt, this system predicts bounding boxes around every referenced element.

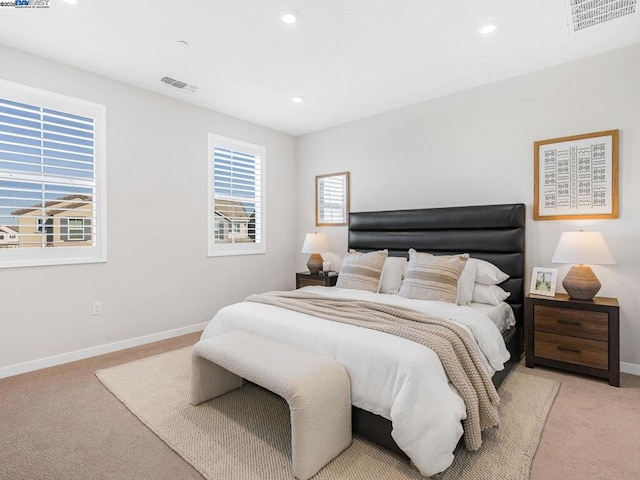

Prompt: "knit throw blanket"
[245,291,500,450]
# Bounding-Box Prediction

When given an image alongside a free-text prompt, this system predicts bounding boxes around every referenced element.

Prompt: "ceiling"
[1,1,639,136]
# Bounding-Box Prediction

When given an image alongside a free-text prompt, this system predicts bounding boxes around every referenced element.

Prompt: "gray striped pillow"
[399,249,468,303]
[336,249,388,292]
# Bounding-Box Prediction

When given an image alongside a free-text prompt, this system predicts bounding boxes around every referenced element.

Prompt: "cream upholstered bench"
[190,330,352,480]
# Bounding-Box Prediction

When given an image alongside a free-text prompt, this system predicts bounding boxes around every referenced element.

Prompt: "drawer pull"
[557,320,581,326]
[558,346,581,354]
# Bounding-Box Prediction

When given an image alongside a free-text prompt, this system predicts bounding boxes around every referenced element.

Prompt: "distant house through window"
[0,79,106,267]
[208,134,265,256]
[0,224,18,248]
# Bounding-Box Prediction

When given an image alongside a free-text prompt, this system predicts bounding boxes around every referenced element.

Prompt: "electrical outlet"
[92,302,102,316]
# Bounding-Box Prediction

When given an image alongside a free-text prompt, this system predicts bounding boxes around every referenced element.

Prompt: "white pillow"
[472,284,510,306]
[379,257,408,294]
[470,258,509,285]
[456,258,478,306]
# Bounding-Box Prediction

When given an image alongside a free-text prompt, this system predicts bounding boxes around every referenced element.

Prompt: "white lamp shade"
[551,231,616,265]
[301,233,330,254]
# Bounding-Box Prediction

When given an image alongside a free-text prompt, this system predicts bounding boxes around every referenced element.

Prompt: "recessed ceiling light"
[281,11,298,24]
[480,24,497,35]
[291,96,304,103]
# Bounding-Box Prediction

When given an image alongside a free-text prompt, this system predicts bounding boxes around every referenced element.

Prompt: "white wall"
[296,44,640,372]
[0,45,297,374]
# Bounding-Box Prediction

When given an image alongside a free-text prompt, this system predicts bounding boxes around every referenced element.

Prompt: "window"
[208,134,265,256]
[64,217,91,241]
[67,218,83,240]
[216,221,225,241]
[0,79,106,268]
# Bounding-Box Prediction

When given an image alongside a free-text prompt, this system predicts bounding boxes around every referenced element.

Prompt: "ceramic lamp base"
[562,265,601,300]
[307,253,324,274]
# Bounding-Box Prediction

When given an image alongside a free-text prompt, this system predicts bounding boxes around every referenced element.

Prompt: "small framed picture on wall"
[316,171,350,226]
[530,267,558,297]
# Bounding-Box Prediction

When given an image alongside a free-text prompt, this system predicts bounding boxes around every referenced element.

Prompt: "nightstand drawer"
[534,331,608,370]
[534,305,608,341]
[296,272,338,289]
[297,276,327,288]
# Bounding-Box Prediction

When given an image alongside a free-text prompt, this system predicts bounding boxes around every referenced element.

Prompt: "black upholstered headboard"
[348,203,526,340]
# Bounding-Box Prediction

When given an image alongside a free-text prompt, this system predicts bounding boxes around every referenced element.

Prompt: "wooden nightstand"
[296,272,338,289]
[525,293,620,386]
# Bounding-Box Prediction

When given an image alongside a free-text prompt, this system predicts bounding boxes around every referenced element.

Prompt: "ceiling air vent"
[565,0,637,32]
[160,76,198,95]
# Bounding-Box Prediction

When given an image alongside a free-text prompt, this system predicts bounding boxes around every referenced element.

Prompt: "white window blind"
[0,79,106,268]
[208,134,265,256]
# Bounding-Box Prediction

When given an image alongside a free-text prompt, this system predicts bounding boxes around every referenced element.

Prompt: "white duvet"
[200,286,510,476]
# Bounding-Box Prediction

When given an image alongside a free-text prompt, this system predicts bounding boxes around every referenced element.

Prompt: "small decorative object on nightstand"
[525,293,619,386]
[296,272,338,289]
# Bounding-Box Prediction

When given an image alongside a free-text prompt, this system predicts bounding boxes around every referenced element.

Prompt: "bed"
[346,203,525,457]
[200,203,525,476]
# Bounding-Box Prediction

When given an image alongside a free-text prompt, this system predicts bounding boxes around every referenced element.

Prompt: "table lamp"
[301,232,330,274]
[551,231,616,300]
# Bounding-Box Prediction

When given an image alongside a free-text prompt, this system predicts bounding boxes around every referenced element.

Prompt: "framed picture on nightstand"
[530,267,558,297]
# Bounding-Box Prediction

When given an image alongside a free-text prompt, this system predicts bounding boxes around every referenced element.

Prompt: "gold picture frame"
[316,172,350,226]
[534,129,619,220]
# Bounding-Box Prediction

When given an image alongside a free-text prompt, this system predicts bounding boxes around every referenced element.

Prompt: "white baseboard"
[621,362,640,376]
[0,322,208,380]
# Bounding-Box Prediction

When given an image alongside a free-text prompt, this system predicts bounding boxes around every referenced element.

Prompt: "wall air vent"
[160,76,198,95]
[565,0,637,32]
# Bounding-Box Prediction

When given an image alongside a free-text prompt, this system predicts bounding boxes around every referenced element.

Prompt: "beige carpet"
[96,347,559,480]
